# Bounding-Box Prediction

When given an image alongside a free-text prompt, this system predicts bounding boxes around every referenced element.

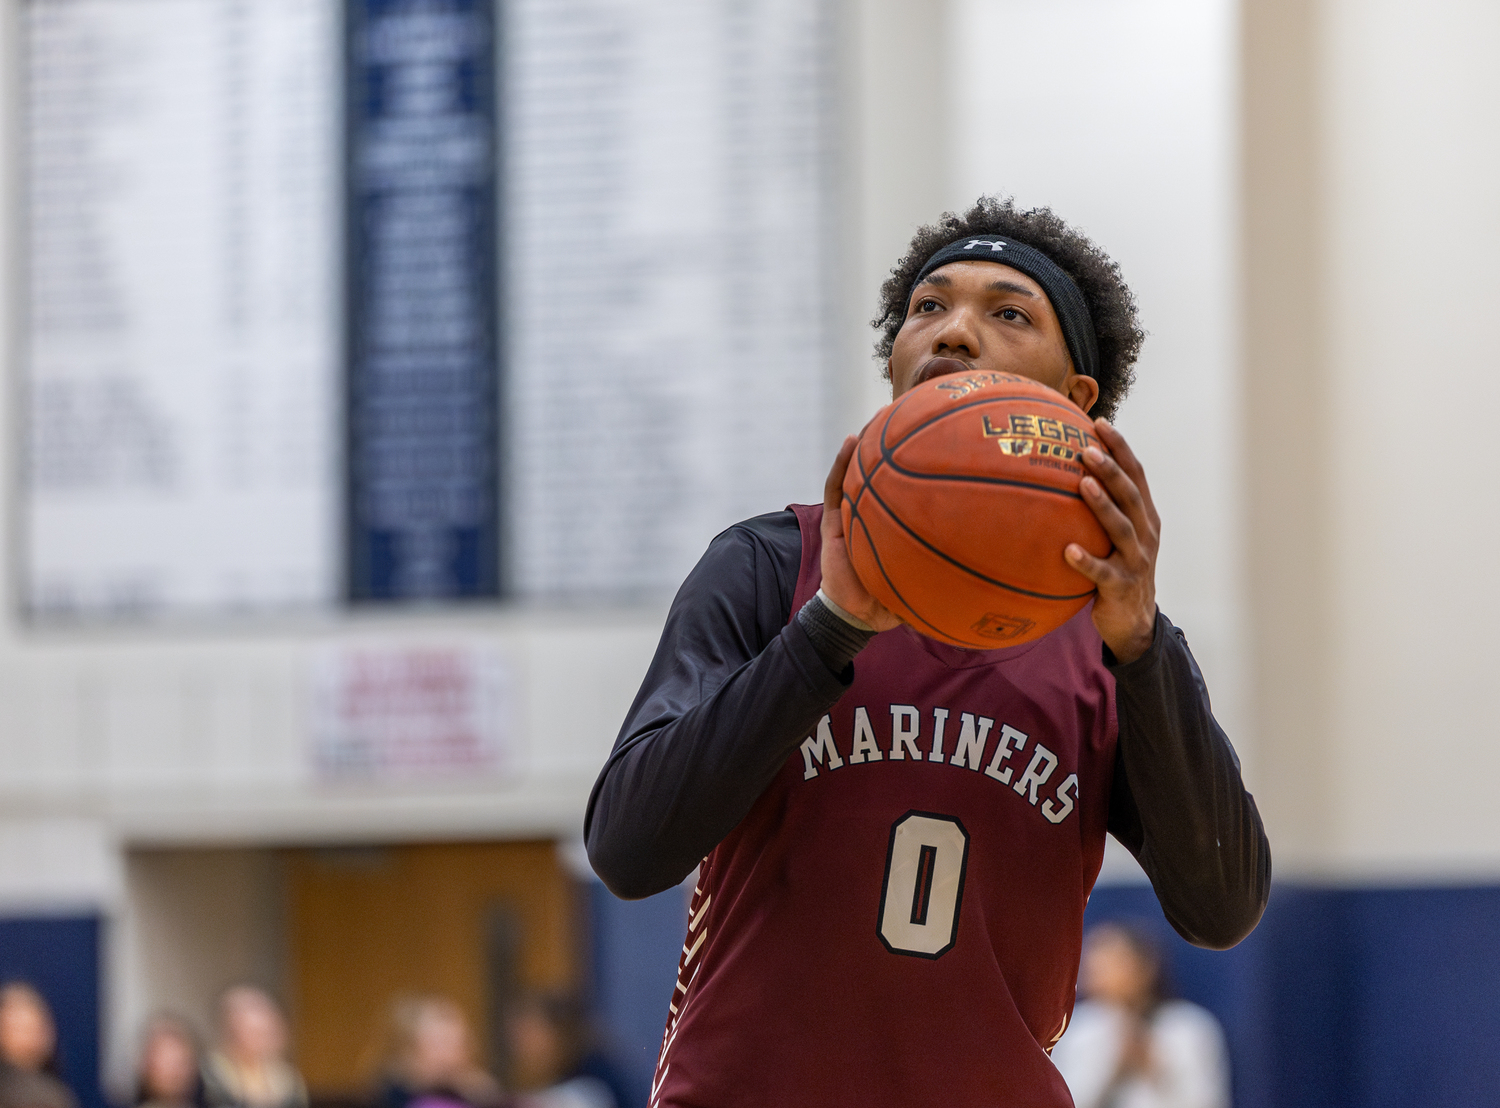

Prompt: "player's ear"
[1065,373,1100,414]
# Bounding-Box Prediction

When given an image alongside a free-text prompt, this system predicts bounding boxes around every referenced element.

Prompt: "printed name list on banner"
[506,0,837,600]
[24,0,340,617]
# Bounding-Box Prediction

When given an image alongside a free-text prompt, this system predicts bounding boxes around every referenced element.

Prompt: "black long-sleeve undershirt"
[585,510,1271,950]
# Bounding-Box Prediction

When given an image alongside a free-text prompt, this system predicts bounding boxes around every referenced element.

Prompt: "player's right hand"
[821,435,902,632]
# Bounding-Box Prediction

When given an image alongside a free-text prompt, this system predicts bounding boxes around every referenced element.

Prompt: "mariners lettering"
[949,713,994,771]
[889,705,921,760]
[1013,745,1059,803]
[1042,773,1078,824]
[800,715,844,780]
[797,705,1080,825]
[927,707,950,762]
[983,724,1027,784]
[848,707,883,764]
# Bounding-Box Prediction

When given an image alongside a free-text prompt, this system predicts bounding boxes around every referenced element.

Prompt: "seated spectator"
[372,995,502,1108]
[135,1014,204,1108]
[504,993,630,1108]
[1051,923,1230,1108]
[202,988,306,1108]
[0,982,76,1108]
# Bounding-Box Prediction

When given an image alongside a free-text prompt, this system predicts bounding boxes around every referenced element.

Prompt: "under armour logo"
[963,239,1007,252]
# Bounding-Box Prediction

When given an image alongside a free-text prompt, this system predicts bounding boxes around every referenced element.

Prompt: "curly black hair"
[873,196,1145,421]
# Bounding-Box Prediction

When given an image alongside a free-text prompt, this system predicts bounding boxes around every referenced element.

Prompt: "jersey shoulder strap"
[787,503,823,617]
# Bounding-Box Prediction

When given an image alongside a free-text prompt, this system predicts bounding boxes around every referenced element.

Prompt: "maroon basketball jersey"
[650,504,1118,1108]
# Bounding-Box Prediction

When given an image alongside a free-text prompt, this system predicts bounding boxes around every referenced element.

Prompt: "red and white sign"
[312,647,514,780]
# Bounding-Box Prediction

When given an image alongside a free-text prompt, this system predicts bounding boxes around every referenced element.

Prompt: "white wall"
[0,613,660,845]
[0,818,121,912]
[840,0,954,426]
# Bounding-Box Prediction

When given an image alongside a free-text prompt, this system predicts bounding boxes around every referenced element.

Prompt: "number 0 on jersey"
[878,811,970,958]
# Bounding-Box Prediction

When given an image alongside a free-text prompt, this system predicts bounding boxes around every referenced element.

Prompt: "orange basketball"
[841,371,1111,648]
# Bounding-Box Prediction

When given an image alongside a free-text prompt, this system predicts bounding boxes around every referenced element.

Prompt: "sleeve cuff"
[795,593,876,677]
[816,588,875,631]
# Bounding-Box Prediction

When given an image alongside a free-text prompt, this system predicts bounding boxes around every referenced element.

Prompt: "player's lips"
[914,356,973,386]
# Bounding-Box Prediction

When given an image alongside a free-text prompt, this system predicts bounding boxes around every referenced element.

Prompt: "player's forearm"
[1108,612,1271,949]
[585,617,850,899]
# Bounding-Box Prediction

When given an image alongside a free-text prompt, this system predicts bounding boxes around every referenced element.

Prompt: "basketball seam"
[854,398,904,490]
[859,475,1098,603]
[877,469,1087,497]
[845,499,961,642]
[852,417,881,513]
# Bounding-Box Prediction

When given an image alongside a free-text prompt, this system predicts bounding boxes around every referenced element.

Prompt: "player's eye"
[999,307,1022,322]
[917,298,941,312]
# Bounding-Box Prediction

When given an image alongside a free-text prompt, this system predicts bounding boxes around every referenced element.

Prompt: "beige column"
[1241,0,1335,871]
[1242,0,1500,877]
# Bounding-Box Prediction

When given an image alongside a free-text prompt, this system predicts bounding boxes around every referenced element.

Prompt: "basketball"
[841,371,1112,648]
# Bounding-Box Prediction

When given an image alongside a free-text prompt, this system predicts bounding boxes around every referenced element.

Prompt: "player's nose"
[931,306,981,359]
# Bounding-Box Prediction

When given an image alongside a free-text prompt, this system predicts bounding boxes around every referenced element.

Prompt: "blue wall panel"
[588,883,687,1108]
[1350,888,1500,1108]
[1085,883,1500,1108]
[0,916,103,1108]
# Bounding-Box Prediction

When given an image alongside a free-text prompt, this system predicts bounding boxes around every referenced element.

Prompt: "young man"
[585,197,1270,1107]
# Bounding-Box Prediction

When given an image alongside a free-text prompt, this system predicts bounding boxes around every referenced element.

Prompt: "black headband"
[910,236,1100,380]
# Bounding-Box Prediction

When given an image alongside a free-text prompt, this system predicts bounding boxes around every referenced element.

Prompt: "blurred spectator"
[504,994,629,1108]
[0,982,76,1108]
[1052,923,1229,1108]
[135,1015,205,1108]
[203,988,306,1108]
[372,996,501,1108]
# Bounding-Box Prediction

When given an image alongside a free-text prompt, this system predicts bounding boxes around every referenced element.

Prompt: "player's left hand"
[1065,419,1159,665]
[821,435,903,633]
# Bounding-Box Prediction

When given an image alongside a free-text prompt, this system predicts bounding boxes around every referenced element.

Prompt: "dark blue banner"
[346,0,499,600]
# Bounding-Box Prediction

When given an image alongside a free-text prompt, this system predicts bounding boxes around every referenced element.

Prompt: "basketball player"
[585,197,1270,1107]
